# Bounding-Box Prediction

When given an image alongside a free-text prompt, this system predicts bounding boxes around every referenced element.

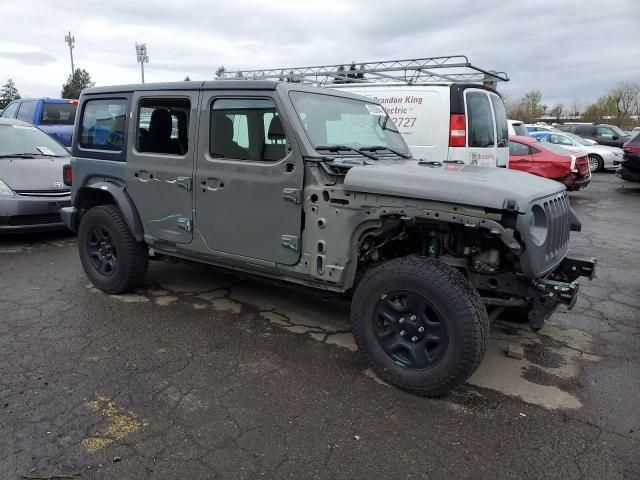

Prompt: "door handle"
[134,170,153,181]
[201,177,225,191]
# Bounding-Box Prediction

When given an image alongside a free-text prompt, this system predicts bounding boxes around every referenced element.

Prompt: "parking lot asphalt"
[1,172,639,480]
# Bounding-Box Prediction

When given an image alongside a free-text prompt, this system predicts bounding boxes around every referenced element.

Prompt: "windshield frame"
[288,90,411,158]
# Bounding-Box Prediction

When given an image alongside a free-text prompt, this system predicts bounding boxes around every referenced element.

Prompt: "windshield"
[40,102,77,125]
[289,91,410,155]
[0,124,69,157]
[513,123,529,136]
[610,125,629,137]
[537,141,574,155]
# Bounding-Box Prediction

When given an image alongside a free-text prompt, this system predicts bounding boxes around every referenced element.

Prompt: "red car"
[508,136,590,191]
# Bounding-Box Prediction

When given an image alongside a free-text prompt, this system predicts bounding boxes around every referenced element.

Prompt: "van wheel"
[78,205,148,294]
[588,155,603,173]
[351,256,488,397]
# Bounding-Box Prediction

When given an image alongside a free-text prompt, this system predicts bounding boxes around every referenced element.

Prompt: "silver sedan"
[0,118,71,233]
[530,131,624,172]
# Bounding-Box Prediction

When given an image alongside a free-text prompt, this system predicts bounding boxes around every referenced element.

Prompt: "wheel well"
[76,188,117,212]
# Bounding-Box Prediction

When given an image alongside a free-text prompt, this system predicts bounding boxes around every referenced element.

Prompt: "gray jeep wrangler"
[62,81,595,396]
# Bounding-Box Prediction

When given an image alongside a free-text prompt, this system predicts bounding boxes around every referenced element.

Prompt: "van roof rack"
[219,55,509,88]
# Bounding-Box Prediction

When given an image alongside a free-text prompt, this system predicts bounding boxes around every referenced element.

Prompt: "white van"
[331,83,509,167]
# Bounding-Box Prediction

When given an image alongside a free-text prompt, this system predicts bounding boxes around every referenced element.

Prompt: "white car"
[525,123,560,133]
[508,119,529,136]
[331,83,509,167]
[530,131,623,172]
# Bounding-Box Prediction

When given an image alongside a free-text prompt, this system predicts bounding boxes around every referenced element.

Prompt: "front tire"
[78,205,148,294]
[351,256,488,397]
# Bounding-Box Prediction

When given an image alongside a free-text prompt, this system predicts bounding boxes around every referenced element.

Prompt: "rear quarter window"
[80,99,127,151]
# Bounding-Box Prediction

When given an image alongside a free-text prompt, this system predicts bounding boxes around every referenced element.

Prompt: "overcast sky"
[2,0,638,108]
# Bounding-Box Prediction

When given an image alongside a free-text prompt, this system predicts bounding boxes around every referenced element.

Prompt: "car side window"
[575,125,593,137]
[16,101,36,123]
[80,99,127,151]
[136,98,190,155]
[596,127,615,138]
[466,92,495,148]
[210,98,287,162]
[508,141,530,156]
[1,101,20,118]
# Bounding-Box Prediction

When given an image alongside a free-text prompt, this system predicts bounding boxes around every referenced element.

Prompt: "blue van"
[0,98,78,147]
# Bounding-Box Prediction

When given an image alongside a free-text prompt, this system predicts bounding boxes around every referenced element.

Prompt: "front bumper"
[0,195,70,233]
[474,256,597,330]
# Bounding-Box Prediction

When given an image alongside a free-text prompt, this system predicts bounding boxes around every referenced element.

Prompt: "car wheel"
[351,256,488,397]
[78,205,148,294]
[588,155,604,173]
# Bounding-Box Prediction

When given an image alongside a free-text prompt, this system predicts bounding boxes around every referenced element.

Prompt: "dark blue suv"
[0,98,78,147]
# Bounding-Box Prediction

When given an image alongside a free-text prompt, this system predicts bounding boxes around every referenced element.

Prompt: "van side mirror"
[612,135,619,141]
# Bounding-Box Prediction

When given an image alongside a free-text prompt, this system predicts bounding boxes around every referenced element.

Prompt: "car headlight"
[0,179,15,196]
[613,151,623,157]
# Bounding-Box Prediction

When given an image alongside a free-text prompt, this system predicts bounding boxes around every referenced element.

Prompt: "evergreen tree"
[184,76,191,81]
[0,78,21,109]
[215,66,226,78]
[61,69,95,99]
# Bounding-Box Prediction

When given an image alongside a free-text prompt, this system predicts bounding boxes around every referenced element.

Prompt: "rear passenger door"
[194,91,303,265]
[126,91,199,244]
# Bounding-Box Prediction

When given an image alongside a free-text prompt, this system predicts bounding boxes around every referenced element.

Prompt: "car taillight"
[67,99,79,104]
[63,164,72,186]
[449,114,466,147]
[623,145,640,154]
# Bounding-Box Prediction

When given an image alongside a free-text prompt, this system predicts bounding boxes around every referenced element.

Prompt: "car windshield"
[289,91,410,156]
[537,141,573,155]
[513,124,528,136]
[0,124,69,157]
[610,125,629,137]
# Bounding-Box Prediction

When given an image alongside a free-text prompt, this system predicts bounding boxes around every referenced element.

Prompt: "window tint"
[575,125,594,136]
[136,98,190,155]
[1,102,19,118]
[490,95,508,147]
[40,102,77,125]
[16,101,36,123]
[466,92,495,148]
[210,98,287,162]
[509,141,530,156]
[80,99,127,151]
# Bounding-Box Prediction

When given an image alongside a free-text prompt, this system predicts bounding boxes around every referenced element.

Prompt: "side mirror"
[612,135,619,141]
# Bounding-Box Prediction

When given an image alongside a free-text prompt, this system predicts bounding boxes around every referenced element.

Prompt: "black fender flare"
[76,181,144,242]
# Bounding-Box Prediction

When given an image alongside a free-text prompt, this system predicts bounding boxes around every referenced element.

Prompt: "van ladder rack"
[219,55,509,87]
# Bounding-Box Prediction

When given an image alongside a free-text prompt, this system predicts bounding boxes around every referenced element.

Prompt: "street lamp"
[135,43,149,83]
[64,31,75,78]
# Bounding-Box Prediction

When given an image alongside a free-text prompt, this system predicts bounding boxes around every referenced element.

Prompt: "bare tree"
[550,103,564,123]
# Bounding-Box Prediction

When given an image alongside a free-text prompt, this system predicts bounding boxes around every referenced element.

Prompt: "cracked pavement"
[1,172,638,479]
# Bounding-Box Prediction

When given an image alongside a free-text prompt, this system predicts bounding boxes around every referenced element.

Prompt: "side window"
[490,94,508,147]
[16,101,36,123]
[548,134,572,145]
[509,141,530,156]
[136,98,190,155]
[1,102,20,118]
[466,92,495,148]
[596,126,615,138]
[210,98,287,162]
[80,99,127,151]
[575,125,593,137]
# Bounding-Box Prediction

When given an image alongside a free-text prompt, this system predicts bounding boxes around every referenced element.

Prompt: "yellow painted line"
[82,396,148,453]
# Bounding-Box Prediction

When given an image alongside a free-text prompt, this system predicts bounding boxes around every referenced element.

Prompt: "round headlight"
[530,204,548,246]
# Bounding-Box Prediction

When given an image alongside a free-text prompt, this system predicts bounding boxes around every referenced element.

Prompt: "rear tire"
[351,256,488,397]
[78,205,148,294]
[588,154,604,173]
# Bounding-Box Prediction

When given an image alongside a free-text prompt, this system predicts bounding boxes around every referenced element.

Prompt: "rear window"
[490,95,508,147]
[628,132,640,145]
[40,102,77,125]
[80,99,127,151]
[466,91,495,148]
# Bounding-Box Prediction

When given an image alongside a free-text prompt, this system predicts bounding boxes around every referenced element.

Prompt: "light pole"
[64,31,75,78]
[135,43,149,83]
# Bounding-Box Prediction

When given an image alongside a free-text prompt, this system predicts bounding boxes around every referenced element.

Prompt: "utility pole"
[135,43,149,83]
[64,31,75,78]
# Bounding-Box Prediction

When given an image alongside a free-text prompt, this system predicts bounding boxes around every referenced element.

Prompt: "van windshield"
[289,91,410,155]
